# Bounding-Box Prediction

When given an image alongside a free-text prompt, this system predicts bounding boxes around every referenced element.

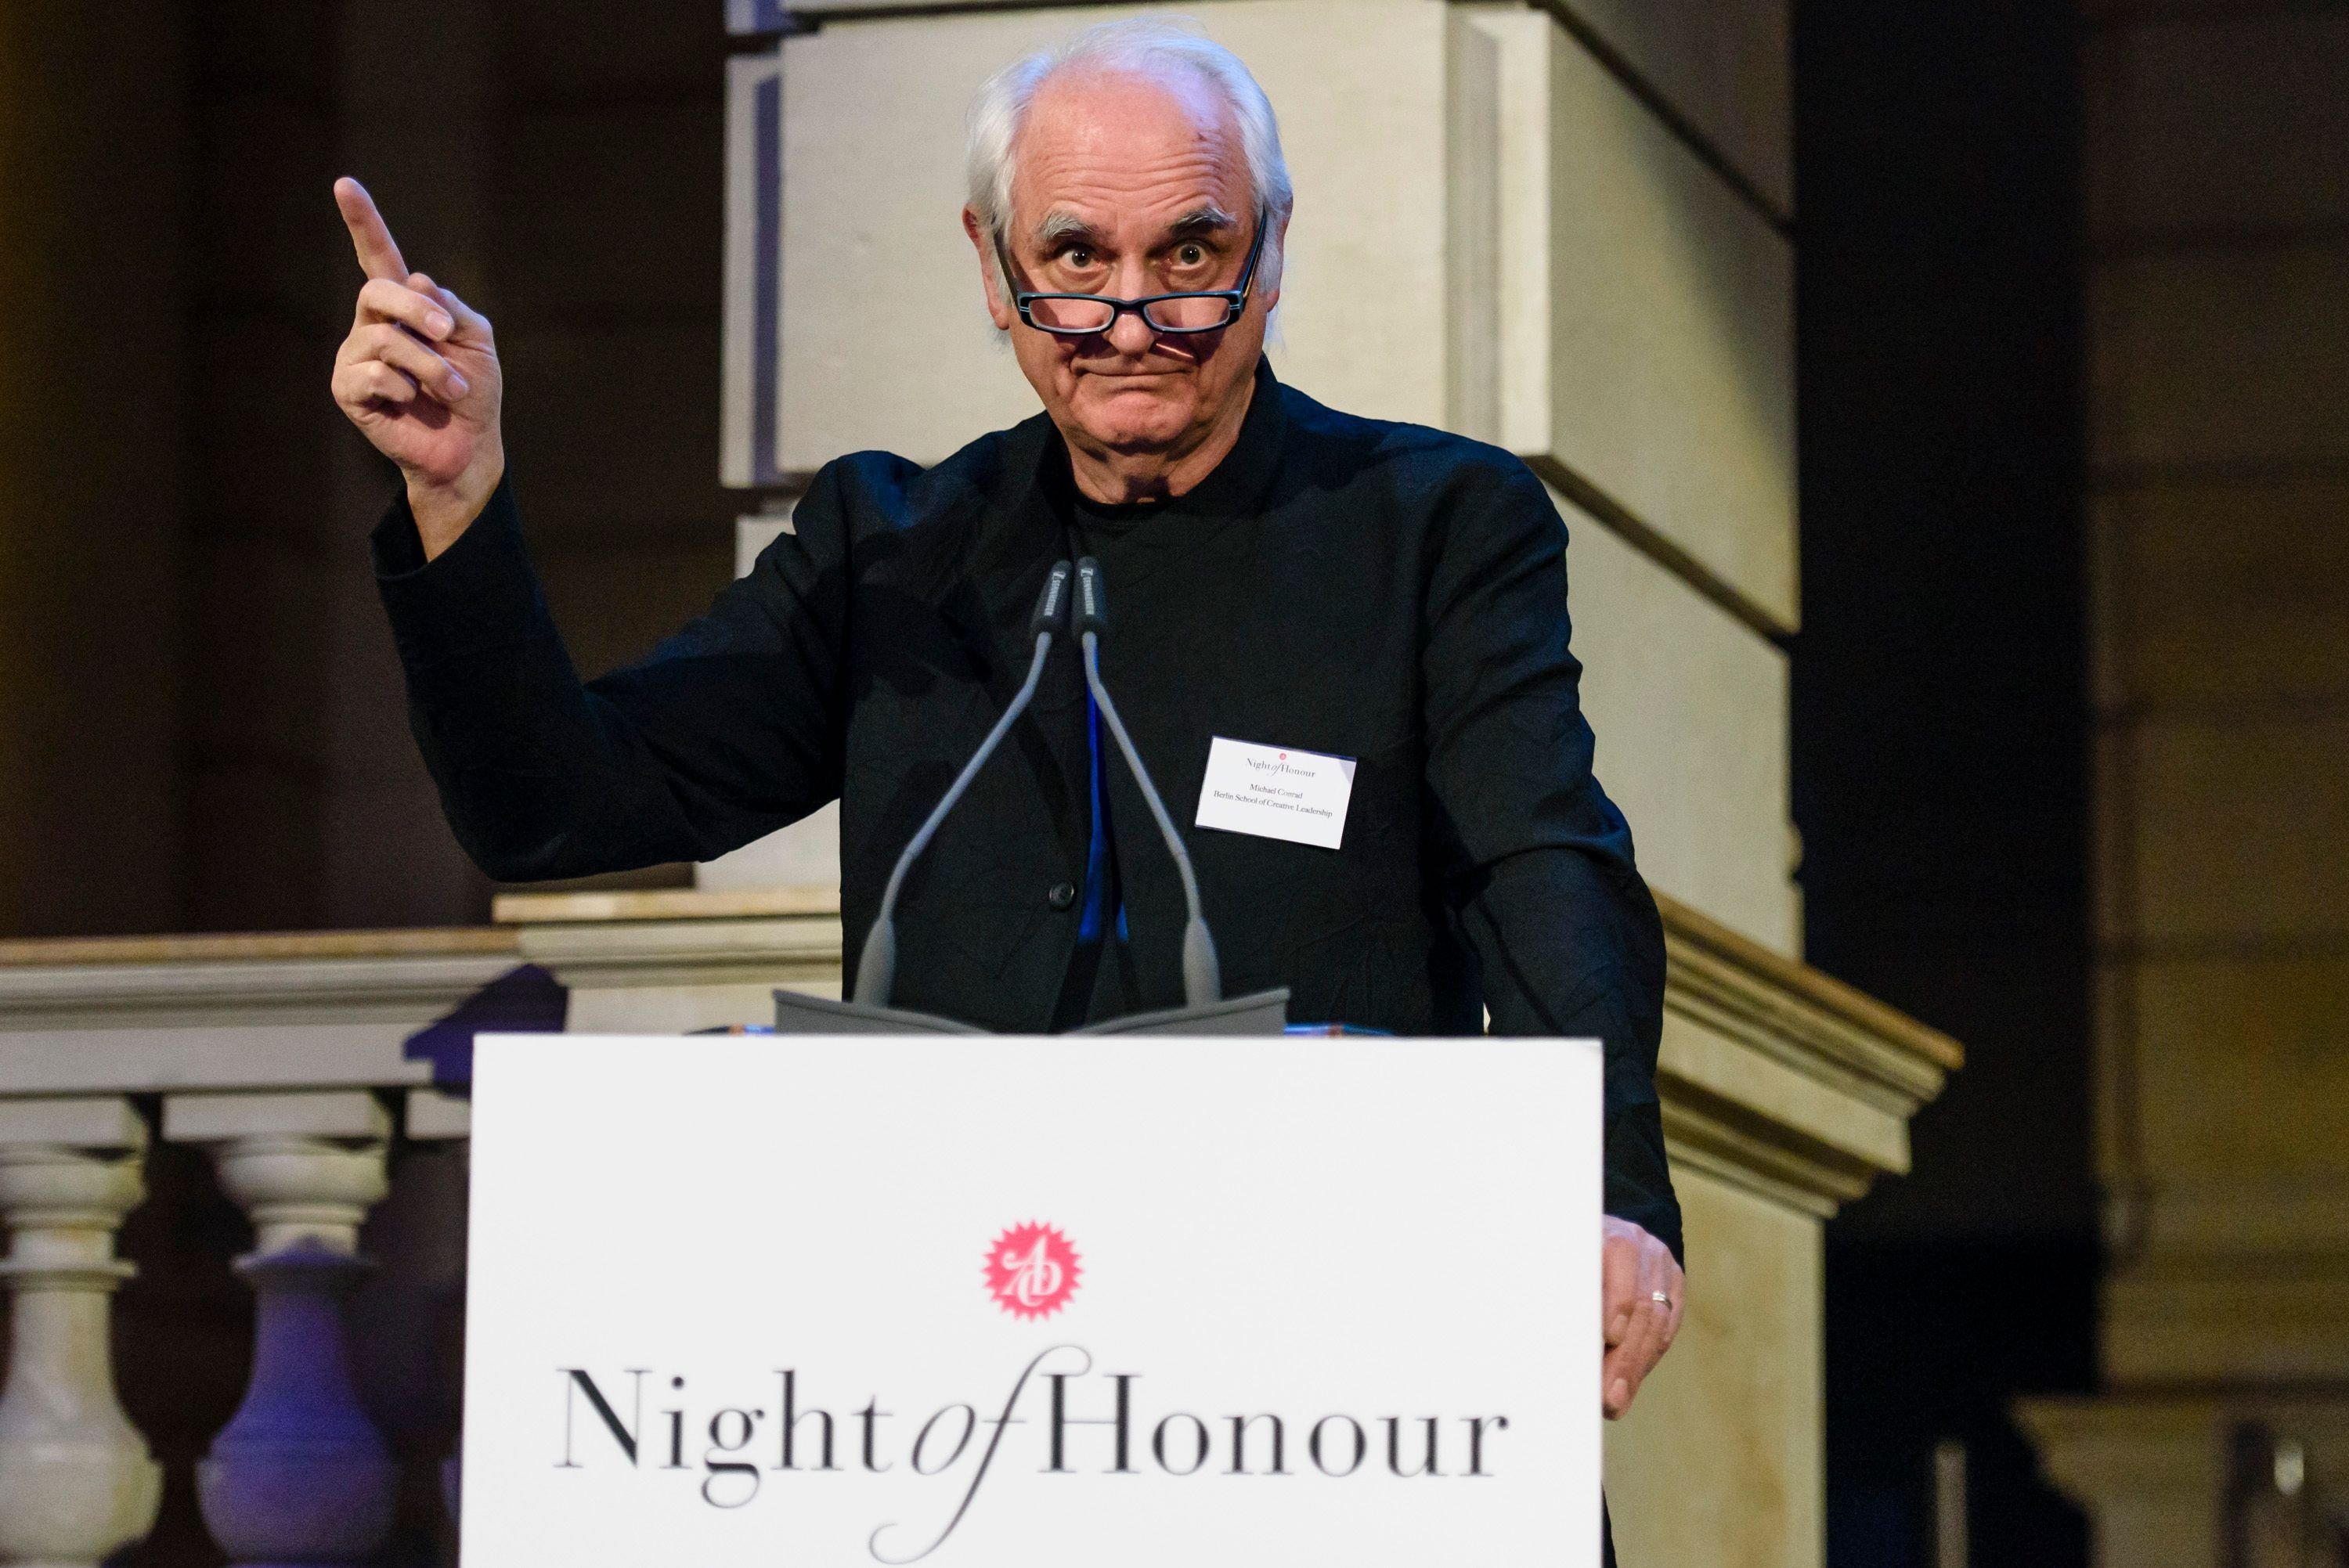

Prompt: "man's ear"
[963,207,1016,331]
[1261,205,1293,311]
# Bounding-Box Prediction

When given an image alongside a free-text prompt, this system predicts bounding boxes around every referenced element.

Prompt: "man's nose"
[1102,305,1159,356]
[1098,260,1162,355]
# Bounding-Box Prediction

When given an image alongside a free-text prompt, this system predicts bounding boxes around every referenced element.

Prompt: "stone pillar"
[2017,1397,2349,1568]
[2019,5,2349,1559]
[164,1091,398,1567]
[2017,1400,2228,1568]
[0,1097,161,1568]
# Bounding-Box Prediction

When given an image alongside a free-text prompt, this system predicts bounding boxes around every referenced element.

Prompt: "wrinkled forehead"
[1009,63,1250,230]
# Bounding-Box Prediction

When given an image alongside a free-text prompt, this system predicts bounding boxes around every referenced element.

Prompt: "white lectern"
[459,1032,1602,1566]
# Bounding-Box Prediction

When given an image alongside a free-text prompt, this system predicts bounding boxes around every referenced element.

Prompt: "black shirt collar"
[1007,355,1290,532]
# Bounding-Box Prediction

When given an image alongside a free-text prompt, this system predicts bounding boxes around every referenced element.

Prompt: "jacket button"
[1046,881,1078,911]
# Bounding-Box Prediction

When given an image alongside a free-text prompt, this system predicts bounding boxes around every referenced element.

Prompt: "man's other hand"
[1602,1215,1684,1419]
[329,177,505,558]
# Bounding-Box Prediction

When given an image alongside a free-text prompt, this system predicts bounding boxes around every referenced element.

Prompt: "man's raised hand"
[329,177,505,558]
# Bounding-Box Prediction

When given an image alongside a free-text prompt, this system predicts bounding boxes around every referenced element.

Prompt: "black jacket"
[374,361,1682,1260]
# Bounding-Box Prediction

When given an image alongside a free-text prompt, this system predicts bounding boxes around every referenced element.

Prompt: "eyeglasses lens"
[1029,297,1117,333]
[1026,294,1234,334]
[1142,294,1233,331]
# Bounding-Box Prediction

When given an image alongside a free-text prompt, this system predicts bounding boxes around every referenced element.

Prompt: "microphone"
[1073,557,1223,1007]
[853,561,1070,1008]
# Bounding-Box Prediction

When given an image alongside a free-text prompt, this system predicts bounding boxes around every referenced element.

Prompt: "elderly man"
[334,14,1682,1526]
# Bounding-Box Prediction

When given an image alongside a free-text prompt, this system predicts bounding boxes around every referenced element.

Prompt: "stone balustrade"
[0,928,530,1568]
[0,890,1958,1567]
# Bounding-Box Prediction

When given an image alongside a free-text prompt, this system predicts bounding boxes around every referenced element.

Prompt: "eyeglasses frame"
[997,206,1271,337]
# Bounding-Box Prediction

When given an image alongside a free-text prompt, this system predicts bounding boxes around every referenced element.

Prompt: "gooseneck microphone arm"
[1073,557,1223,1007]
[853,561,1071,1009]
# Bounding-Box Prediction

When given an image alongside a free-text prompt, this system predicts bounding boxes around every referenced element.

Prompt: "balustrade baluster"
[0,1097,161,1568]
[164,1091,399,1568]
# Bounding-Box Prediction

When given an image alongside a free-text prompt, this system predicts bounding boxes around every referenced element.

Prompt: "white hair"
[965,17,1293,301]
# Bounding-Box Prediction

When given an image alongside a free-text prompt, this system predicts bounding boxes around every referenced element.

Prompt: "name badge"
[1194,737,1357,851]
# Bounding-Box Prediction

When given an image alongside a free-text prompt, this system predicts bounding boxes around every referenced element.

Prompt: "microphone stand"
[1072,557,1218,1007]
[851,562,1069,1011]
[769,557,1286,1037]
[768,566,1073,1035]
[1060,557,1288,1036]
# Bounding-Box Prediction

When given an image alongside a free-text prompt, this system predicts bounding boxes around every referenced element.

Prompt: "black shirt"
[1053,484,1152,1029]
[373,359,1683,1260]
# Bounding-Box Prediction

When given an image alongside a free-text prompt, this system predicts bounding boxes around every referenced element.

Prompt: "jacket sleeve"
[1420,458,1683,1265]
[371,468,854,883]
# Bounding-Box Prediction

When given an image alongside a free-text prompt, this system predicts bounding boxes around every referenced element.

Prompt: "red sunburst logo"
[984,1222,1081,1319]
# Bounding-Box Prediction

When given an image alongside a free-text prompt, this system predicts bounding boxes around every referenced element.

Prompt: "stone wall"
[2086,0,2349,1393]
[0,0,736,939]
[185,0,734,932]
[2022,2,2349,1559]
[0,5,191,938]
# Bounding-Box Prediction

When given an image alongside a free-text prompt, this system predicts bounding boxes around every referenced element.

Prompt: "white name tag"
[1194,736,1357,851]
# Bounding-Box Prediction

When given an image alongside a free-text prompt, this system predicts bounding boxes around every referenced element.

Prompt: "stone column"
[0,1097,161,1568]
[2017,1397,2349,1568]
[2016,1399,2228,1568]
[164,1091,398,1567]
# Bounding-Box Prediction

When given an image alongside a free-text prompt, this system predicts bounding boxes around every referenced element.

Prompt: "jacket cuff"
[1604,1101,1686,1267]
[371,474,551,669]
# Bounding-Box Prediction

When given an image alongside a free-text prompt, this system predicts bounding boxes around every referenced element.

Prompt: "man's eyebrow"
[1033,211,1104,248]
[1166,205,1240,239]
[1028,206,1241,250]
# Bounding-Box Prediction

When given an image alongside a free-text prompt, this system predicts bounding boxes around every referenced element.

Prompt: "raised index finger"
[334,177,409,283]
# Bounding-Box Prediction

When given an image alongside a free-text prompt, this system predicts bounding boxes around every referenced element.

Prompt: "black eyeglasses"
[998,208,1269,337]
